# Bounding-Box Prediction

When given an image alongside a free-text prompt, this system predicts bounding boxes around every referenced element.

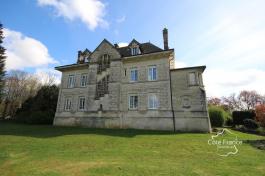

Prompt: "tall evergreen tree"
[0,23,6,103]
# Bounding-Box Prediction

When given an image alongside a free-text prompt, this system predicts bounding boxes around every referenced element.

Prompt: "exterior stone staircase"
[95,63,110,100]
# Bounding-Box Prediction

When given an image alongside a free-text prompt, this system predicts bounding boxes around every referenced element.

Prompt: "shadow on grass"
[0,121,178,138]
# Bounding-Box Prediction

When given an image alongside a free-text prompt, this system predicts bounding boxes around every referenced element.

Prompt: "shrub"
[15,85,59,124]
[232,111,256,126]
[226,117,233,126]
[243,119,259,130]
[28,111,54,124]
[208,106,225,127]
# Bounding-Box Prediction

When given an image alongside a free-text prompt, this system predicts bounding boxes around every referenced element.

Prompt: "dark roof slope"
[117,42,163,57]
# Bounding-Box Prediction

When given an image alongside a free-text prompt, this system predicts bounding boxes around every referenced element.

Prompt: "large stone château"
[54,28,211,132]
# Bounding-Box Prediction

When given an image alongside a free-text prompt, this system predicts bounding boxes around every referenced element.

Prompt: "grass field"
[0,122,264,176]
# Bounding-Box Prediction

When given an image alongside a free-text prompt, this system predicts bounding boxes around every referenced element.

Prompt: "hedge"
[243,119,259,130]
[232,111,256,126]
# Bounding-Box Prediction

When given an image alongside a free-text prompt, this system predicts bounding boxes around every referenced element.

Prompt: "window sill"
[148,108,158,110]
[128,108,138,111]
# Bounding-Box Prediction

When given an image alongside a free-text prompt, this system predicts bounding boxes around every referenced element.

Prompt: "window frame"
[131,47,138,55]
[64,97,72,111]
[148,66,157,81]
[148,94,159,109]
[80,74,88,87]
[130,68,138,82]
[67,75,75,88]
[188,72,198,86]
[128,95,138,110]
[78,96,86,111]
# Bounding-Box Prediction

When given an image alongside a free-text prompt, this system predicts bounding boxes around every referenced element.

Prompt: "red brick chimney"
[163,28,169,50]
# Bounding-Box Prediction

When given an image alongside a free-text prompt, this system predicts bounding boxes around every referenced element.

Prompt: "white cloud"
[204,69,265,97]
[174,60,187,68]
[37,0,108,30]
[118,42,128,47]
[3,28,57,70]
[116,15,126,23]
[178,2,265,97]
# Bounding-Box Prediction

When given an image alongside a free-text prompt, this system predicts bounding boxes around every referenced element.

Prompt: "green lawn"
[0,122,264,176]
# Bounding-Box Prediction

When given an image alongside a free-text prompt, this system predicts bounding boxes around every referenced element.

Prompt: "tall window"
[189,72,197,86]
[148,94,158,109]
[79,97,85,110]
[80,74,88,87]
[148,66,157,81]
[67,75,75,88]
[64,98,72,111]
[129,95,138,109]
[130,68,138,82]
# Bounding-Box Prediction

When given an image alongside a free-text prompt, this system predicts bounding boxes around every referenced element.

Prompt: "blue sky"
[1,0,265,97]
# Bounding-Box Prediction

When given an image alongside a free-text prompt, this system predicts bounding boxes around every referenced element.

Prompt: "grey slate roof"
[117,42,163,57]
[56,39,166,71]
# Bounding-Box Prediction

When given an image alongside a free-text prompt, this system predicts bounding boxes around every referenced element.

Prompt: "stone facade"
[54,30,211,132]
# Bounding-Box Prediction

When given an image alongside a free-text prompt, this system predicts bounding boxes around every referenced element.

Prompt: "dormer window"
[131,47,139,55]
[129,39,141,56]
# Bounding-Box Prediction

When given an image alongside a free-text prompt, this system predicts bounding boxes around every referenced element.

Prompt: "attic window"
[131,47,137,55]
[131,45,141,55]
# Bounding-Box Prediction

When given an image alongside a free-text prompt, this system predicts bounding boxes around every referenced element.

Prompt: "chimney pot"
[163,28,169,50]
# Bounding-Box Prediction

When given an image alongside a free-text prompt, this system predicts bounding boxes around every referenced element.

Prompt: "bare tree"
[238,90,262,110]
[1,70,41,118]
[222,90,263,111]
[36,71,58,86]
[222,93,241,111]
[207,97,222,106]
